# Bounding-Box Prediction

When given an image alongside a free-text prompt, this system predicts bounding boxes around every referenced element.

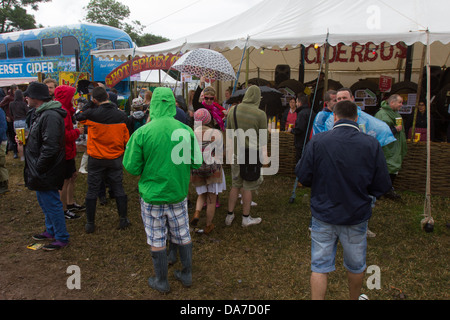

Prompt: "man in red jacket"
[54,85,84,219]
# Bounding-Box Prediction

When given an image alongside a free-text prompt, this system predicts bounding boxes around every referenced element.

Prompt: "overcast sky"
[32,0,264,40]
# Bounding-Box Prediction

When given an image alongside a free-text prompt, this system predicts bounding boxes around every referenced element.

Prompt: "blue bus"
[0,23,134,94]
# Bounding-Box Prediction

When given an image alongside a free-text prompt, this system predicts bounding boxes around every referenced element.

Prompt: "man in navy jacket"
[296,100,391,300]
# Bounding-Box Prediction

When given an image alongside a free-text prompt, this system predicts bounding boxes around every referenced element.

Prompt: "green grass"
[0,152,449,300]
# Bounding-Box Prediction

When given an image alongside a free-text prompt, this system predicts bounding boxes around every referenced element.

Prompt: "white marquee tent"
[92,0,450,229]
[92,0,450,88]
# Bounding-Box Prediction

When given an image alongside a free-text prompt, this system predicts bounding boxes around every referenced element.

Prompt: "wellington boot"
[174,242,193,287]
[0,180,9,195]
[167,242,178,265]
[115,195,130,230]
[79,154,88,174]
[84,198,97,233]
[148,250,170,293]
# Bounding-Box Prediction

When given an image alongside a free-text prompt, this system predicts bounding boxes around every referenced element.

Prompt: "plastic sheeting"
[314,107,397,147]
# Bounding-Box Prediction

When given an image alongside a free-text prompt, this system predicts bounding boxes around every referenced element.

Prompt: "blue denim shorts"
[311,217,368,274]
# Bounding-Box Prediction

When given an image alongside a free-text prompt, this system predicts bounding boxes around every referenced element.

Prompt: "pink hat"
[194,108,211,125]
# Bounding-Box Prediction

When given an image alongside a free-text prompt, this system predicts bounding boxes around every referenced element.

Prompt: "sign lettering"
[105,53,181,88]
[304,42,407,64]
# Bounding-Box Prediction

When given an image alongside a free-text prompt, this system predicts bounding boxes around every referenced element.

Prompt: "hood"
[240,85,261,107]
[132,110,145,120]
[380,100,400,117]
[54,85,76,112]
[380,100,390,110]
[149,87,176,120]
[36,100,66,118]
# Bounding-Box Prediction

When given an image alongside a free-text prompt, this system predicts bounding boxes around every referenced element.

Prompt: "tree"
[136,33,169,47]
[84,0,143,43]
[84,0,169,47]
[0,0,50,33]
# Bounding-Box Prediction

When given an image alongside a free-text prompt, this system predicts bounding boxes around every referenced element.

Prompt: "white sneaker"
[240,200,258,206]
[225,213,235,226]
[367,229,376,238]
[79,167,88,174]
[242,215,262,227]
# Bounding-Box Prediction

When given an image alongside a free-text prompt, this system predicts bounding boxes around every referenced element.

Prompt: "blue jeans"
[311,217,367,274]
[36,190,69,243]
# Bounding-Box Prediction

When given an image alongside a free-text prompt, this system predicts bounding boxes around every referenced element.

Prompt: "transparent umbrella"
[172,48,236,81]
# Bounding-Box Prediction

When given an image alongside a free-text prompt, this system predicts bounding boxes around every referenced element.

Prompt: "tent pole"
[324,42,329,93]
[422,29,433,231]
[245,48,250,88]
[299,45,305,83]
[404,45,414,82]
[411,43,427,139]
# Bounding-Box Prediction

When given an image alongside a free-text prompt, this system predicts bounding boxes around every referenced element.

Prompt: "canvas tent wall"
[91,0,450,90]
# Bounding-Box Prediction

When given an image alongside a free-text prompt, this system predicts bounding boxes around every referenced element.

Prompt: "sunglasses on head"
[204,96,215,101]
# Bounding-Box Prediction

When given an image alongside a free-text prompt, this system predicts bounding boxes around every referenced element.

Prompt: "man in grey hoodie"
[225,85,268,228]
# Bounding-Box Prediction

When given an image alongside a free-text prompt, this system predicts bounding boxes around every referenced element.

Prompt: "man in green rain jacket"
[123,87,201,293]
[375,94,407,199]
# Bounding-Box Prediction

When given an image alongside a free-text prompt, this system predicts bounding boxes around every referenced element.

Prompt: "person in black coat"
[292,94,316,163]
[22,82,70,251]
[404,100,434,141]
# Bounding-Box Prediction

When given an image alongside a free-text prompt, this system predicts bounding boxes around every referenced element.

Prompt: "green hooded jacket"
[123,87,202,204]
[375,101,407,174]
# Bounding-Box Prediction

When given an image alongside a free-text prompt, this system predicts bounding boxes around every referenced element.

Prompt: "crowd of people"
[0,76,441,299]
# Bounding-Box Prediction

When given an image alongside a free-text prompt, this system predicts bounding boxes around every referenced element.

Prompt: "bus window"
[7,42,23,59]
[62,36,80,55]
[0,44,6,60]
[42,38,61,56]
[115,40,130,49]
[96,39,113,50]
[24,39,41,57]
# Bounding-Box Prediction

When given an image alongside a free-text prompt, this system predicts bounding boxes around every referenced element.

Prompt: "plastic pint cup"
[414,133,421,142]
[16,128,25,145]
[395,117,403,126]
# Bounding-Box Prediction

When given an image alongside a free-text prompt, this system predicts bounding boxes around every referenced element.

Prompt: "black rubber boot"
[0,180,9,195]
[115,195,130,230]
[148,250,170,293]
[174,242,192,287]
[167,242,178,265]
[84,198,97,233]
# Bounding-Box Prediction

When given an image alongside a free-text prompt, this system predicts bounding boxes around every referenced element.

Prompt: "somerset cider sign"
[105,53,180,88]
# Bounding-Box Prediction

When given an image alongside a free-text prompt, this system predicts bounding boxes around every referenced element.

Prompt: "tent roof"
[136,69,177,84]
[92,0,450,59]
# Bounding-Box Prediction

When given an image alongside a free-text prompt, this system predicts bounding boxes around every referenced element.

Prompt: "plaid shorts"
[140,197,191,248]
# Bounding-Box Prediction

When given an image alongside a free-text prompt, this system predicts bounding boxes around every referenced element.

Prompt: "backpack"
[191,139,221,178]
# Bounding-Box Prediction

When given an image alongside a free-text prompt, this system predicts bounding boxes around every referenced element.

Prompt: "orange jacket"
[76,102,129,160]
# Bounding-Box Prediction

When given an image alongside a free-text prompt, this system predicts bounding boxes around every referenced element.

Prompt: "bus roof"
[0,23,131,42]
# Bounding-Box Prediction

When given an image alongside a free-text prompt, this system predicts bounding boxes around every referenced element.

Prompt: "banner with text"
[105,54,181,88]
